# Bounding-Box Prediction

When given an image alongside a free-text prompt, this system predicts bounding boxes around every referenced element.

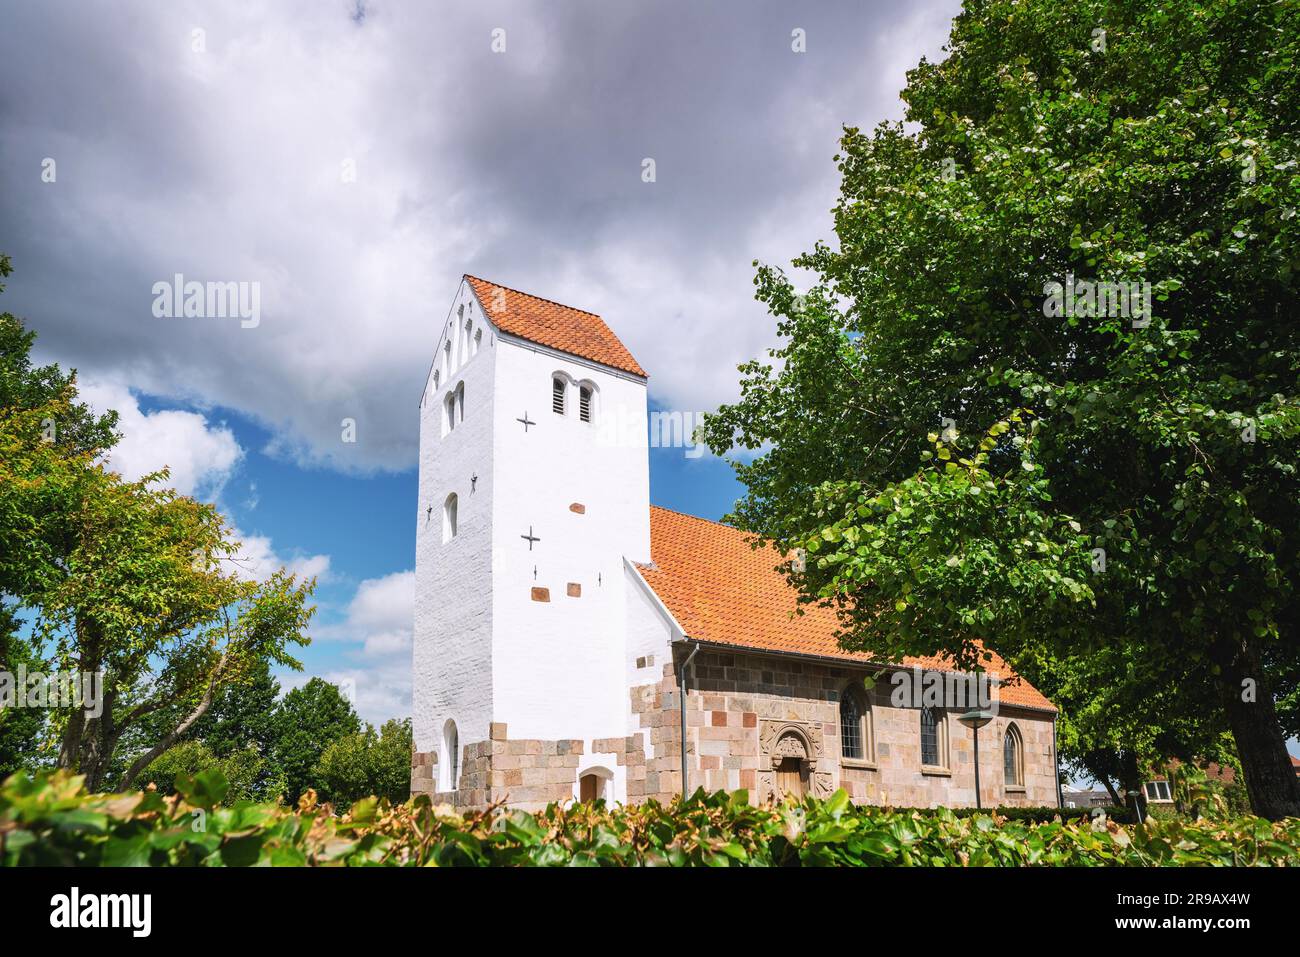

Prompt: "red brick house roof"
[465,275,647,377]
[637,506,1056,712]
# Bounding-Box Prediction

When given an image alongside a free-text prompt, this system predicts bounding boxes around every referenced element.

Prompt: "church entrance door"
[775,757,807,799]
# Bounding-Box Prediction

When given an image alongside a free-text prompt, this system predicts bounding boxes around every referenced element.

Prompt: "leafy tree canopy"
[704,0,1300,817]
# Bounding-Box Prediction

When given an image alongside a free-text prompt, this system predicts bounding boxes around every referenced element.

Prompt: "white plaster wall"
[623,563,680,760]
[487,331,650,742]
[413,280,496,756]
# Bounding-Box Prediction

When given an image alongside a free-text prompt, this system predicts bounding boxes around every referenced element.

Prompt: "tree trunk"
[1215,639,1300,821]
[1119,750,1146,821]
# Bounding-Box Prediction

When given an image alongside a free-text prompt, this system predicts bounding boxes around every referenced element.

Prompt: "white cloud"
[227,528,331,585]
[307,570,413,724]
[1,0,959,473]
[78,377,243,499]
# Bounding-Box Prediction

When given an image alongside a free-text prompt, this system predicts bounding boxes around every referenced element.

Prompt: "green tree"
[271,678,360,803]
[0,258,315,792]
[705,0,1300,817]
[314,717,413,808]
[0,606,48,779]
[0,254,119,460]
[135,739,280,805]
[117,658,284,797]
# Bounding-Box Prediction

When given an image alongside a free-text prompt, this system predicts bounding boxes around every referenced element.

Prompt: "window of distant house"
[442,720,459,791]
[579,384,594,423]
[1003,723,1023,787]
[920,707,947,768]
[443,493,458,543]
[1144,780,1172,802]
[552,376,567,415]
[840,685,873,763]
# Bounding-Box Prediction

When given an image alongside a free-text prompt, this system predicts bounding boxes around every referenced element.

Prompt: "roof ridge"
[464,274,603,319]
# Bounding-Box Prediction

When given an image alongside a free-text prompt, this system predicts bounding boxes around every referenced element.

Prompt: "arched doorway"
[577,766,613,803]
[772,731,811,799]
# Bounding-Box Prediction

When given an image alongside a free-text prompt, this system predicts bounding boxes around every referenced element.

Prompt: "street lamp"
[958,709,995,810]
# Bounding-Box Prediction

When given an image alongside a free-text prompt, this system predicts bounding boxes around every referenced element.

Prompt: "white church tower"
[411,275,651,806]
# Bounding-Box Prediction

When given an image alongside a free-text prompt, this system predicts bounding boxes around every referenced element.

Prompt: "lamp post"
[958,709,995,810]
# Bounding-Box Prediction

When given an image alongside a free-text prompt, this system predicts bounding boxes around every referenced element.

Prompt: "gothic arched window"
[920,707,947,768]
[1003,723,1024,787]
[840,685,872,762]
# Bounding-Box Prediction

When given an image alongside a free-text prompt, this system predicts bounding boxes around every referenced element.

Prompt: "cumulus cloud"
[307,570,413,724]
[0,0,958,473]
[73,378,329,585]
[226,529,331,586]
[78,377,242,498]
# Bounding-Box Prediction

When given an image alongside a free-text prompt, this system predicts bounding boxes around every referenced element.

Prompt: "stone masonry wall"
[411,650,1059,810]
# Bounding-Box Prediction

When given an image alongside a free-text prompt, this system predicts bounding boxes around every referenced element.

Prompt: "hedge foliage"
[2,770,1297,867]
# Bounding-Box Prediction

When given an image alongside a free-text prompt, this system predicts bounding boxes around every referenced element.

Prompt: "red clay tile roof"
[637,506,1056,713]
[465,275,647,377]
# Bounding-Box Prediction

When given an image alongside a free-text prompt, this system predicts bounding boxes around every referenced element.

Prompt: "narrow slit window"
[552,377,566,415]
[443,493,458,543]
[444,391,458,434]
[840,693,863,760]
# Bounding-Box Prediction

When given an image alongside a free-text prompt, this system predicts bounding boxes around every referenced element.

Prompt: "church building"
[411,276,1060,810]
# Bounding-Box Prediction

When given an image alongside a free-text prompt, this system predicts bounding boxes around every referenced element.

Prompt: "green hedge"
[2,769,1296,867]
[928,804,1136,825]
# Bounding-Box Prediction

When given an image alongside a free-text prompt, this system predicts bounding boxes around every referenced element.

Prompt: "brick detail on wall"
[566,582,581,597]
[569,502,586,514]
[410,724,589,812]
[531,587,550,602]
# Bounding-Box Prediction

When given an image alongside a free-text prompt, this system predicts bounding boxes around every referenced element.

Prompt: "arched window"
[473,329,482,355]
[441,720,459,791]
[443,392,457,434]
[552,376,567,415]
[839,685,873,762]
[461,318,472,363]
[443,493,458,543]
[579,384,594,423]
[1003,723,1024,787]
[920,707,947,768]
[443,339,452,377]
[455,381,465,425]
